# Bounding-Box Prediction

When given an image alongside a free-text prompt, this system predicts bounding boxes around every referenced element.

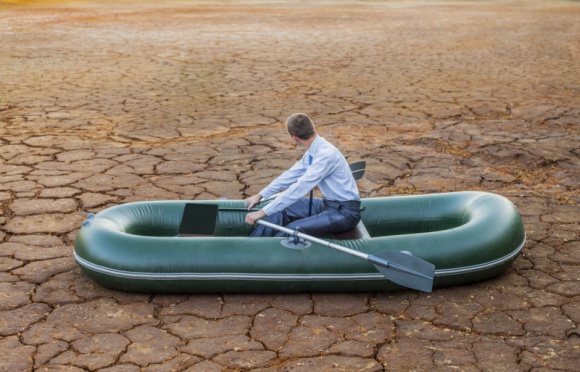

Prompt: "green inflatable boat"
[73,191,525,293]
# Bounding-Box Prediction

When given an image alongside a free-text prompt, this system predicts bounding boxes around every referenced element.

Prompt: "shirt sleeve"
[262,150,335,216]
[259,156,308,200]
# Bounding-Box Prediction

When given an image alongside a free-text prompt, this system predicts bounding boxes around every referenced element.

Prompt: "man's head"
[286,113,316,140]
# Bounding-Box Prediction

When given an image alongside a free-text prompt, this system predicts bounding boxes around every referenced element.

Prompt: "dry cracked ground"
[0,0,579,370]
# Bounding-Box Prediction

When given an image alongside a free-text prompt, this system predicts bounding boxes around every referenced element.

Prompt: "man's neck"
[301,134,318,150]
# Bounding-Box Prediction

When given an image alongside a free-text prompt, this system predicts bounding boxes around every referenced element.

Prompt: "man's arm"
[259,157,307,199]
[244,153,317,226]
[244,194,263,210]
[262,151,333,216]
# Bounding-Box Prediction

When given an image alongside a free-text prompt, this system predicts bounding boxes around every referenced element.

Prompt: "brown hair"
[286,113,316,140]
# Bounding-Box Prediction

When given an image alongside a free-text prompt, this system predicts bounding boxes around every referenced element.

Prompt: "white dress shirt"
[260,135,360,216]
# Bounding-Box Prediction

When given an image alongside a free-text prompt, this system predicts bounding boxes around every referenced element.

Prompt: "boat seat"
[333,221,371,240]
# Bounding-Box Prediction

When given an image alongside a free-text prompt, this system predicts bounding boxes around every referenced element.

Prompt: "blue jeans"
[250,198,361,237]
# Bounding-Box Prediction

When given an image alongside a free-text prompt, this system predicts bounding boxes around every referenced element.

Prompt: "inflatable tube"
[73,191,526,293]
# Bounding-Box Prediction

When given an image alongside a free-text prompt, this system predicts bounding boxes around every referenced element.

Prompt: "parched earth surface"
[0,0,579,370]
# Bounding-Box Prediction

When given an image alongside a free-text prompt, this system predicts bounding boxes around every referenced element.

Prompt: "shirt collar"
[307,135,323,158]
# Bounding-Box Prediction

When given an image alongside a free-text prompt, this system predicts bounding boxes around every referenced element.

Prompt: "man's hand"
[245,209,266,225]
[244,194,263,211]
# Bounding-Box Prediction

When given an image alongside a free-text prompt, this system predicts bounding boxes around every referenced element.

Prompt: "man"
[245,113,361,237]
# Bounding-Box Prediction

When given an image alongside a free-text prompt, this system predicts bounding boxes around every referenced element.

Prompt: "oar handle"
[233,193,281,212]
[258,193,280,204]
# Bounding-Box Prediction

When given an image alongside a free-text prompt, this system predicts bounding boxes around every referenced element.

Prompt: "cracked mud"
[0,0,578,370]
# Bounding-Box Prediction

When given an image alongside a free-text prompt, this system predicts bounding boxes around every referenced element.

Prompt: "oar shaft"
[221,193,283,212]
[256,220,369,260]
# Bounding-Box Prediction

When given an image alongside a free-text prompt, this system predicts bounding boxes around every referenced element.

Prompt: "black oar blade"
[369,252,435,292]
[349,161,366,181]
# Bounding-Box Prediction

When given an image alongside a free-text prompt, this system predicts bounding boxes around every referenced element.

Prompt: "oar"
[258,192,280,205]
[256,219,435,292]
[349,160,366,181]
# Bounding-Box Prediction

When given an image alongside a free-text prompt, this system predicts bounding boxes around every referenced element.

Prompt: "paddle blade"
[349,161,366,181]
[368,251,435,292]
